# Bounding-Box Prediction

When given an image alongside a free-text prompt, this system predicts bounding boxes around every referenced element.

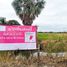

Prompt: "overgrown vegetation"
[38,32,67,53]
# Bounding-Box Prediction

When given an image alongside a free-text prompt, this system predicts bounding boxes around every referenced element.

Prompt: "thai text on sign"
[0,25,37,50]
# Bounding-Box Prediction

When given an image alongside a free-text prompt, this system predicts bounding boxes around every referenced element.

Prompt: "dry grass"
[0,53,67,67]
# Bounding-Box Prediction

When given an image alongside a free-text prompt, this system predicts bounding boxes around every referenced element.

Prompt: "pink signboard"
[0,25,37,50]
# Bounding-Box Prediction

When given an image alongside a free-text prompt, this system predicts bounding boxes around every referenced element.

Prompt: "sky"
[0,0,67,32]
[34,0,67,26]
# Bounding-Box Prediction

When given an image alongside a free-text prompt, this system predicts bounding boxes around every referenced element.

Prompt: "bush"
[41,40,65,53]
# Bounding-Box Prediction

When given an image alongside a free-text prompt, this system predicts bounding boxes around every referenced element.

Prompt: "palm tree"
[12,0,45,25]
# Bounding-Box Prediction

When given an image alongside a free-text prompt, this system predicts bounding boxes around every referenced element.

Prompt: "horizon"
[38,24,67,32]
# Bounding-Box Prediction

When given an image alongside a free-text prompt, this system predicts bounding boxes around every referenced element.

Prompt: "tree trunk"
[19,14,33,26]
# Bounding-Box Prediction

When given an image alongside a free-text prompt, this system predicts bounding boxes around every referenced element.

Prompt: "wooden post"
[37,44,40,67]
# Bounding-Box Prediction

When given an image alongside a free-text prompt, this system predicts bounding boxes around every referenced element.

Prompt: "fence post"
[37,44,40,67]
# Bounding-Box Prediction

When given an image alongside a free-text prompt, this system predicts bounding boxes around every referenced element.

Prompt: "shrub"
[41,40,65,53]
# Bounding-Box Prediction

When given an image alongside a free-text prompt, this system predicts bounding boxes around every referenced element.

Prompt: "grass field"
[37,32,67,40]
[37,32,67,53]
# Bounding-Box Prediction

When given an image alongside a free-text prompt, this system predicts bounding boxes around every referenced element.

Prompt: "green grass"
[37,32,67,41]
[37,32,67,53]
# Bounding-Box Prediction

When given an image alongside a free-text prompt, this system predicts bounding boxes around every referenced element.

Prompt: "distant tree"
[0,17,20,25]
[8,20,20,25]
[0,17,7,25]
[12,0,45,25]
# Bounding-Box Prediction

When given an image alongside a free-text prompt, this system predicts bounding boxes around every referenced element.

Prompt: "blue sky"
[0,0,67,32]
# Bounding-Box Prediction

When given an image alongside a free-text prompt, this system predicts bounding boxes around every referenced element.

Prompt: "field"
[37,32,67,40]
[37,32,67,53]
